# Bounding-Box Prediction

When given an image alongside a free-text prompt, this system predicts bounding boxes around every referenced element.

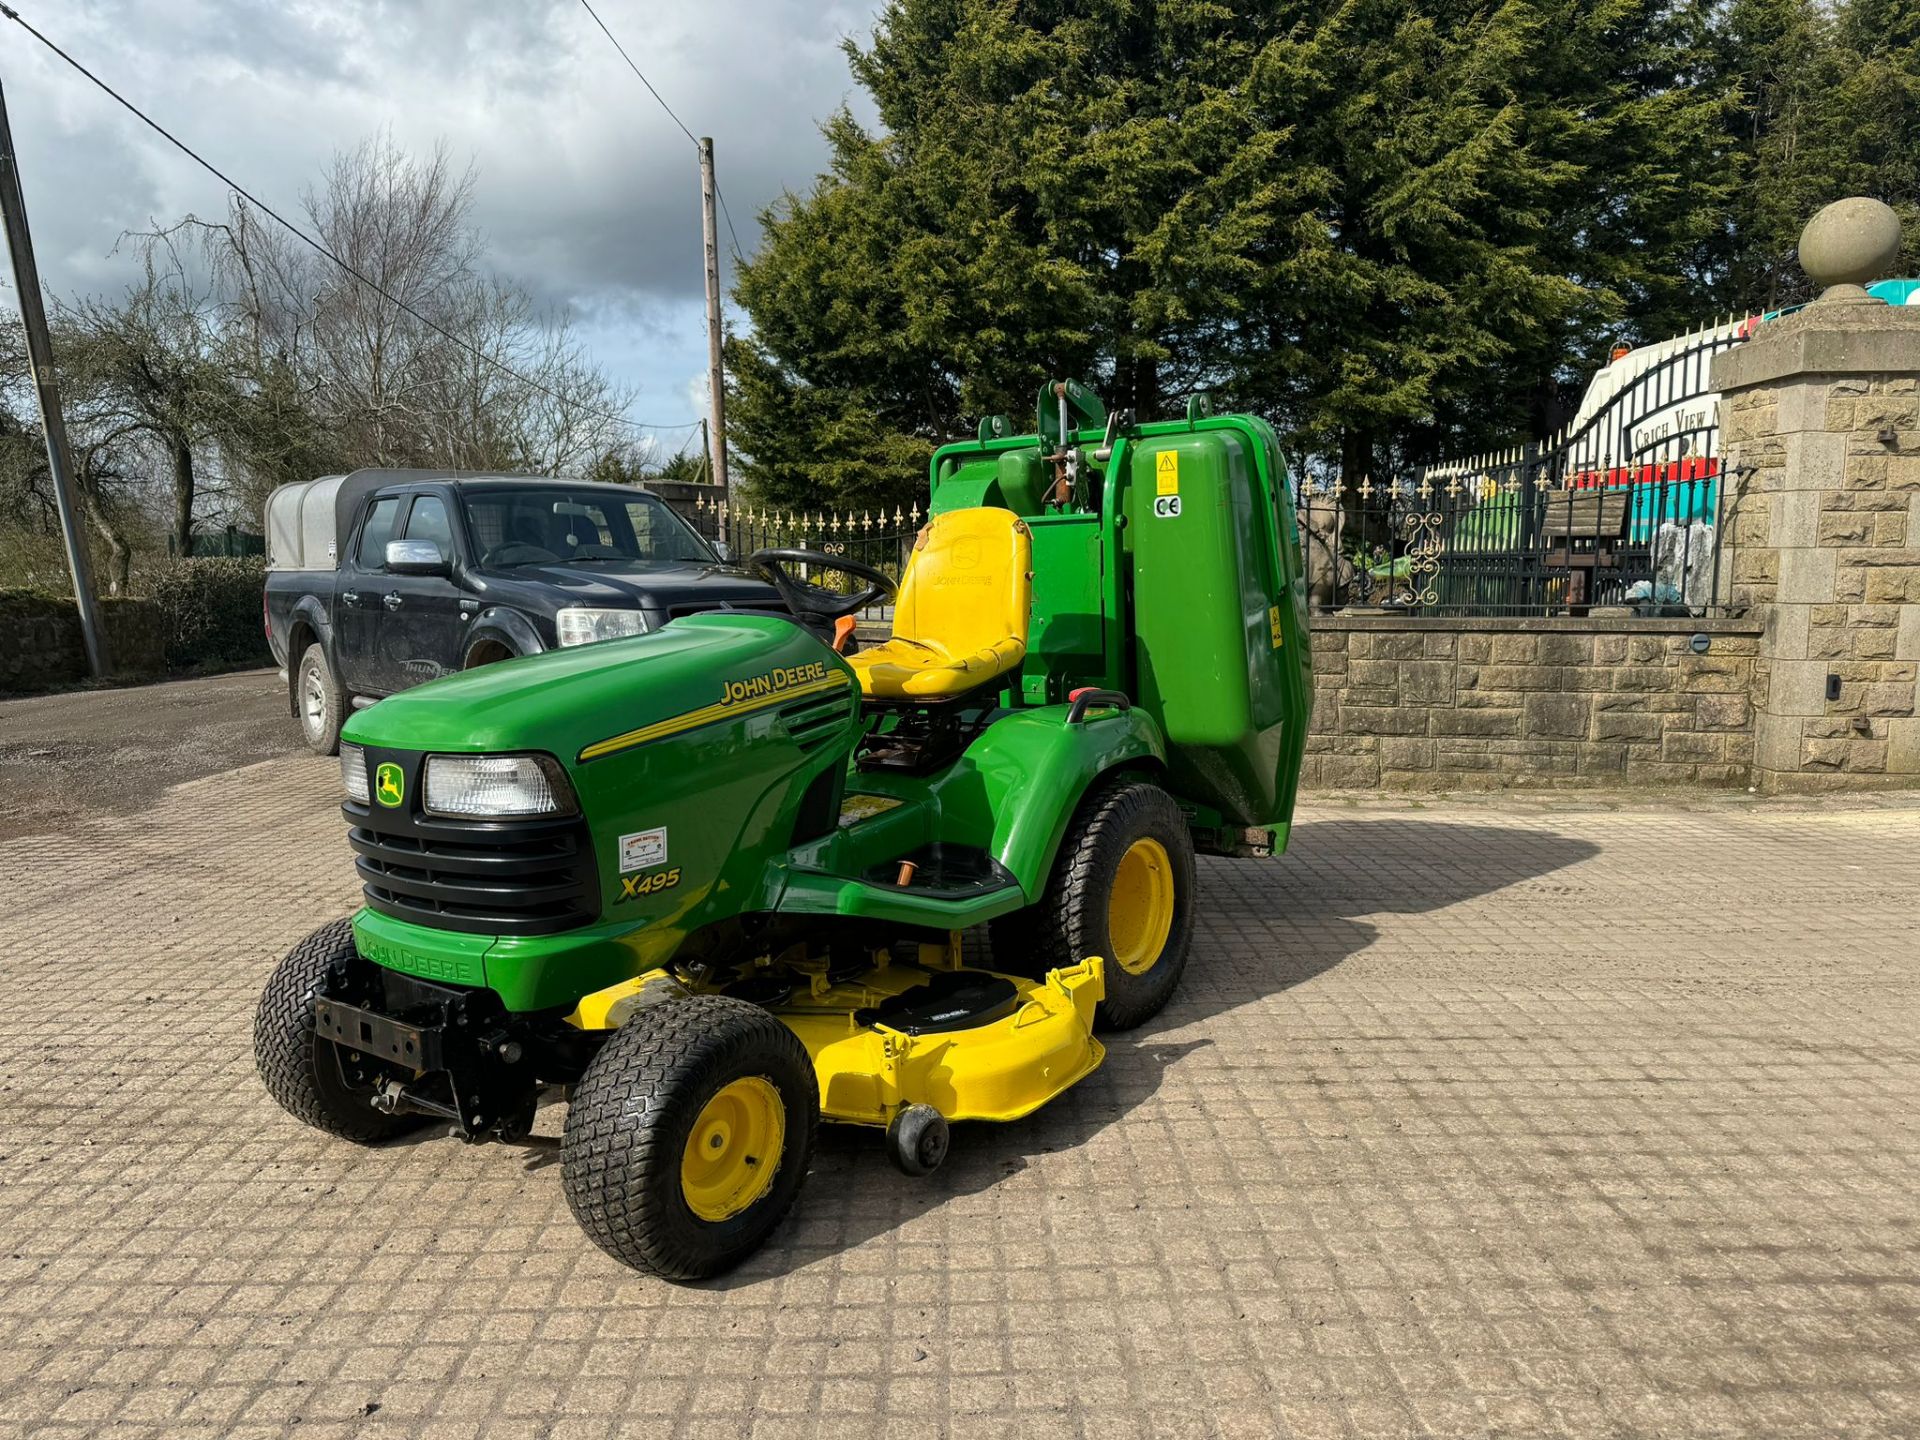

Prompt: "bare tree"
[1,131,641,590]
[211,133,634,477]
[0,316,147,594]
[56,226,232,556]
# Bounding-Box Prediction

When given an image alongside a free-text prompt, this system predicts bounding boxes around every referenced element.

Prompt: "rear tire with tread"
[988,775,1196,1032]
[562,995,818,1280]
[255,918,429,1144]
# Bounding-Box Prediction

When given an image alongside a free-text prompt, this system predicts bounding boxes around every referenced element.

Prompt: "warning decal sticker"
[618,827,669,872]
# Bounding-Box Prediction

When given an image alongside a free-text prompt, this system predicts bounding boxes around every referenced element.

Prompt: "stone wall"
[0,594,164,696]
[1714,303,1920,791]
[1304,616,1764,790]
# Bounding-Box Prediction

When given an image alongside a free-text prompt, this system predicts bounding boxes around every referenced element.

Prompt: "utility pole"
[0,73,109,677]
[698,137,729,543]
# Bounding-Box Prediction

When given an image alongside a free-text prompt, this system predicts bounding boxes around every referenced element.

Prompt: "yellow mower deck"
[568,953,1107,1128]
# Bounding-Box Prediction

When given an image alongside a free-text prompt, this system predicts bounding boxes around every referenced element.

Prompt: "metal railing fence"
[1300,319,1748,617]
[1298,464,1734,618]
[668,490,924,620]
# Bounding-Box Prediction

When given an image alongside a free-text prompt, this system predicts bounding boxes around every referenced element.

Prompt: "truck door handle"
[383,592,403,611]
[341,590,360,606]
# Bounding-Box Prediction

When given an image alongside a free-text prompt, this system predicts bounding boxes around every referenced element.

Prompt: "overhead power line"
[575,0,744,519]
[0,3,701,435]
[577,0,699,148]
[575,0,746,264]
[714,182,745,263]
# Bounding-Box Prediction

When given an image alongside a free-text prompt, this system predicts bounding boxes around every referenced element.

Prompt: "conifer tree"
[726,0,1906,508]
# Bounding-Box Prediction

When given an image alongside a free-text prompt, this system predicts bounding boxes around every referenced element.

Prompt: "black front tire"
[296,643,346,756]
[562,995,819,1281]
[989,775,1196,1032]
[255,918,430,1144]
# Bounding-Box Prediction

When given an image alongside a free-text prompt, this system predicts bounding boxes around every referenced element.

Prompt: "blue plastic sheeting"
[1629,477,1719,542]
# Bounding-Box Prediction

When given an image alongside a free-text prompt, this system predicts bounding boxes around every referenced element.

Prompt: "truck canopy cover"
[264,469,546,570]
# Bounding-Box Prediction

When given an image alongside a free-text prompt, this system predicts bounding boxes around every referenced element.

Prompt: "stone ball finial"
[1799,198,1903,304]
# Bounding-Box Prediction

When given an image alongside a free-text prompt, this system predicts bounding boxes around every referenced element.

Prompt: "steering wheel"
[748,548,898,623]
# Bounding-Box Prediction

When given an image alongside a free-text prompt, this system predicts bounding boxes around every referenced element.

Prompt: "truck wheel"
[562,995,818,1280]
[462,638,515,669]
[296,643,345,756]
[254,918,430,1144]
[990,776,1196,1032]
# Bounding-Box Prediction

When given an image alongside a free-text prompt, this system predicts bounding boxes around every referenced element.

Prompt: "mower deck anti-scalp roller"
[254,382,1314,1280]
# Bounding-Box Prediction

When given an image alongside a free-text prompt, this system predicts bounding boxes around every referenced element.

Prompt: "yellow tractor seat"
[846,508,1032,702]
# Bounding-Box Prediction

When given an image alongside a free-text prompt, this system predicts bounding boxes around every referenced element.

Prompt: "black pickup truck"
[263,469,781,753]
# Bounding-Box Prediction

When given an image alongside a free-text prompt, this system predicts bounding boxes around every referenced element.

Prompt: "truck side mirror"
[386,539,450,576]
[712,541,733,563]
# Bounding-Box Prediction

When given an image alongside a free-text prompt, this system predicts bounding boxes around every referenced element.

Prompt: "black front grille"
[346,806,598,937]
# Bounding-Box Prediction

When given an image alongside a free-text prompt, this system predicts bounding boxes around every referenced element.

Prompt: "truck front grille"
[346,807,598,937]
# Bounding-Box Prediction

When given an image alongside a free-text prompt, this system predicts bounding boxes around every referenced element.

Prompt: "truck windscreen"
[462,489,716,568]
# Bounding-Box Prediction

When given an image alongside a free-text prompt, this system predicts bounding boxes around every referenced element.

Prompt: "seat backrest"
[894,508,1032,656]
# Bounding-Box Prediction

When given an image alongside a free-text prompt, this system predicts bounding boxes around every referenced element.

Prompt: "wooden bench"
[1538,490,1630,607]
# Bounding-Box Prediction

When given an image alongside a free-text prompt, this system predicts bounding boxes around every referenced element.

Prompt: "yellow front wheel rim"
[1108,837,1176,976]
[681,1076,785,1222]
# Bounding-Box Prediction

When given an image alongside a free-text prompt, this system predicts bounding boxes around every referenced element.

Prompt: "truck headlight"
[340,743,370,805]
[423,753,578,818]
[556,607,648,647]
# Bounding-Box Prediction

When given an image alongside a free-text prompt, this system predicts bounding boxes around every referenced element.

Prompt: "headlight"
[556,607,648,647]
[423,753,577,818]
[340,743,370,805]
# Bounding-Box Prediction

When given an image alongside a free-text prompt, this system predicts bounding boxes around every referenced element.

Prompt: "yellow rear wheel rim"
[1108,837,1176,976]
[681,1076,785,1222]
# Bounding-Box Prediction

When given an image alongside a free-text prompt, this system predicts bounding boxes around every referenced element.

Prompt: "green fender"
[955,703,1168,900]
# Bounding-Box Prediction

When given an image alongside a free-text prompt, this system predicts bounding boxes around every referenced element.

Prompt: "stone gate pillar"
[1712,198,1920,793]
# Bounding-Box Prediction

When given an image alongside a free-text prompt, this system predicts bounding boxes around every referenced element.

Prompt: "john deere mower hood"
[341,612,854,766]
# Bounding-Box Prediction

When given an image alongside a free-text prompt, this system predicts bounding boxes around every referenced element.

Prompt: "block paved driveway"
[2,741,1919,1436]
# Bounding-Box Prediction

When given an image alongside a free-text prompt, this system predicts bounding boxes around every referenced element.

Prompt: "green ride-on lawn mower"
[255,383,1314,1280]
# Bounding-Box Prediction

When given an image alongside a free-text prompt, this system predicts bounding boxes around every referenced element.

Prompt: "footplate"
[313,998,444,1071]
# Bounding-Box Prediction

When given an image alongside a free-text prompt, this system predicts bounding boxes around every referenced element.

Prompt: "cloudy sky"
[1,0,884,456]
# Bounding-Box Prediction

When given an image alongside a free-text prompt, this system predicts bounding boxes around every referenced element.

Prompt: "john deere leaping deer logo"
[374,763,404,808]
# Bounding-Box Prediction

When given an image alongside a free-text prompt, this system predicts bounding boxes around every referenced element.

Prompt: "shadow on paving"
[705,816,1602,1286]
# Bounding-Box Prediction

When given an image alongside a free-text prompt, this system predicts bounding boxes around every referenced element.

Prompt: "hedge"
[150,557,270,670]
